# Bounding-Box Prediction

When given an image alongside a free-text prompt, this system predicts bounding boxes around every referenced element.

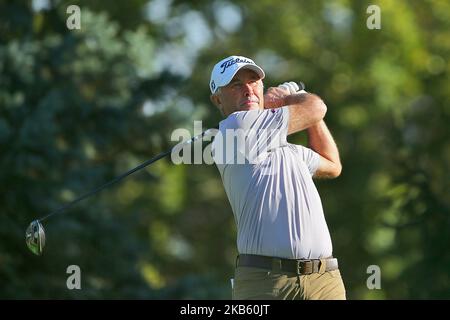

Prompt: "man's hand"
[264,81,305,109]
[279,81,305,94]
[264,86,291,109]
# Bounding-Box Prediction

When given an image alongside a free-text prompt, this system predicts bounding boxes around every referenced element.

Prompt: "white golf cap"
[209,55,265,94]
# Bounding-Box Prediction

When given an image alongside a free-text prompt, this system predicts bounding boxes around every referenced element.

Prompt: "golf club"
[25,129,216,256]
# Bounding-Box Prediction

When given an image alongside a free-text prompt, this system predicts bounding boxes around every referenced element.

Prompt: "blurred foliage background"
[0,0,449,299]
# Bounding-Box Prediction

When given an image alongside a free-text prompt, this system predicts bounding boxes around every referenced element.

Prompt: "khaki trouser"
[232,266,346,300]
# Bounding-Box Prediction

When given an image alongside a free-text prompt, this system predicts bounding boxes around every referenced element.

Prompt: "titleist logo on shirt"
[220,57,254,74]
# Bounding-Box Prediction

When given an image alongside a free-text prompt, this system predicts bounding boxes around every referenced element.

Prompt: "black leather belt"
[237,254,339,275]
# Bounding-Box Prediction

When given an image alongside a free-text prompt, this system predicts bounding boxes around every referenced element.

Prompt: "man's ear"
[210,94,222,110]
[210,92,226,117]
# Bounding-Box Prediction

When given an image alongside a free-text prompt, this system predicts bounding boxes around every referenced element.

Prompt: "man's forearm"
[286,93,327,135]
[263,87,327,134]
[307,120,341,166]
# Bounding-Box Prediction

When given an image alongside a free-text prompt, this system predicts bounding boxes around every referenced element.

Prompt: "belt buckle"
[296,259,312,275]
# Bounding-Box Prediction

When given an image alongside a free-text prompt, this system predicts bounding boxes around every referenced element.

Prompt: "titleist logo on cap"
[220,57,254,74]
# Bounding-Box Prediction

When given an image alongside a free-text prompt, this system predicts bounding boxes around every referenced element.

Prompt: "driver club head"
[25,220,45,256]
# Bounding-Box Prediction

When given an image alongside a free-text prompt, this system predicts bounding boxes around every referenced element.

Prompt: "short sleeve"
[290,144,320,175]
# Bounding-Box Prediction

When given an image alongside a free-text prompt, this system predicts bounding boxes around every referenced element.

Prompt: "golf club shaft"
[40,129,214,222]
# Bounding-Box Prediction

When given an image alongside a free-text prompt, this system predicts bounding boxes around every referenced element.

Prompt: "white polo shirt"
[211,107,333,259]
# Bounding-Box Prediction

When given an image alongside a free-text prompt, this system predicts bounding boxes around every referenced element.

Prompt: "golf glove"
[278,81,306,94]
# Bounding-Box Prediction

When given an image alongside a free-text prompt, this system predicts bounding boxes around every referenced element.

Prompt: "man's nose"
[243,83,254,96]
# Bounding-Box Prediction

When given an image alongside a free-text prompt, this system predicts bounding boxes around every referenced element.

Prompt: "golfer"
[210,56,346,300]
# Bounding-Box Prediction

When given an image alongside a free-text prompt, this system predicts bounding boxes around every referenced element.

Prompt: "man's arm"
[307,120,342,179]
[286,93,327,135]
[264,87,327,135]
